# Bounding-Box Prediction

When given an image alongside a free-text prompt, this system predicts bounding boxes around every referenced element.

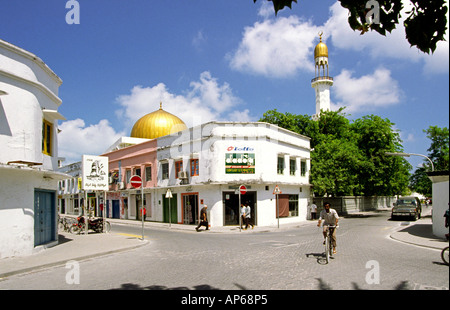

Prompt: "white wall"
[0,167,59,258]
[431,179,449,238]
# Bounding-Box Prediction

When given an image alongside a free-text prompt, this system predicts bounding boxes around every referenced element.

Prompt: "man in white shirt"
[317,202,339,254]
[310,202,317,220]
[244,203,254,229]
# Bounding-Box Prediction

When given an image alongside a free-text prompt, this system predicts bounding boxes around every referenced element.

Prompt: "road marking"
[116,233,145,239]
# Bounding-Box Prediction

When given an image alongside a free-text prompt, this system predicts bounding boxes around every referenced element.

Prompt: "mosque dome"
[130,102,188,139]
[314,33,328,58]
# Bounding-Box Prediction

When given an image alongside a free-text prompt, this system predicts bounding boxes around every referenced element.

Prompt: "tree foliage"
[253,0,448,54]
[260,109,411,197]
[409,126,449,196]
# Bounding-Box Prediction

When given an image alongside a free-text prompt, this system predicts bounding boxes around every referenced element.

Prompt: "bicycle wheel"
[69,225,81,234]
[325,235,330,263]
[104,221,111,233]
[441,247,449,265]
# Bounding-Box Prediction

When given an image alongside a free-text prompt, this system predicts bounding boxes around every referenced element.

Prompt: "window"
[175,161,183,178]
[145,166,152,182]
[42,120,52,155]
[301,160,307,176]
[290,159,296,176]
[277,194,299,218]
[277,157,284,174]
[135,167,141,177]
[162,163,169,179]
[289,195,299,217]
[190,159,199,176]
[126,170,131,184]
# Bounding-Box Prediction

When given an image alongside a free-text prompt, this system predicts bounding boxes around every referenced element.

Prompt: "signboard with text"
[225,153,255,174]
[81,155,109,191]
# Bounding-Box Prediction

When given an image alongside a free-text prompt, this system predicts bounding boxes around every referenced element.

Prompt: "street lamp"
[385,152,434,171]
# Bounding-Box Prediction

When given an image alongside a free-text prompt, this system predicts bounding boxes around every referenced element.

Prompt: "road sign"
[130,175,142,189]
[273,185,282,195]
[239,185,247,195]
[165,189,173,198]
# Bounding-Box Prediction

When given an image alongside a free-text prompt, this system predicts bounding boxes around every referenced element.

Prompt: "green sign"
[225,153,255,174]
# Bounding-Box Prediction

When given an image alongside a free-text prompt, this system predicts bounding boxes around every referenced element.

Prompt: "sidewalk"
[1,214,447,279]
[0,231,148,278]
[389,217,448,250]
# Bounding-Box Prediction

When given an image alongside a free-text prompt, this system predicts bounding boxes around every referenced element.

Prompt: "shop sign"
[225,153,255,174]
[81,155,108,191]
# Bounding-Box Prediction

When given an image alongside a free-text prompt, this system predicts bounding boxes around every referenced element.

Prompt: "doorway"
[223,191,257,226]
[34,189,56,247]
[162,193,178,224]
[182,193,199,225]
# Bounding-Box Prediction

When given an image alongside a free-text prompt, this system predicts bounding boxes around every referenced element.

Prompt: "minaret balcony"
[311,76,333,83]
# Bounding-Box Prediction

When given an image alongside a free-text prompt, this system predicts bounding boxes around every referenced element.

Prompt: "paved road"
[0,211,448,291]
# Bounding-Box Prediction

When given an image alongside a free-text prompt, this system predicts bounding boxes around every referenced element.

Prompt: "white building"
[0,39,67,258]
[151,121,311,227]
[427,171,449,238]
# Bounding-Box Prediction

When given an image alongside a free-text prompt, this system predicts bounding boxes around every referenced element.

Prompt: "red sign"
[130,175,142,189]
[239,185,247,195]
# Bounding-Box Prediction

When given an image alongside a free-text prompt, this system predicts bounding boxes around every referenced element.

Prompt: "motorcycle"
[69,216,111,234]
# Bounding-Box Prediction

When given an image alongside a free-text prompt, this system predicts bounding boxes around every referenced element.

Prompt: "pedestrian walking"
[140,207,146,221]
[245,202,254,229]
[240,203,246,229]
[310,202,317,220]
[195,205,209,232]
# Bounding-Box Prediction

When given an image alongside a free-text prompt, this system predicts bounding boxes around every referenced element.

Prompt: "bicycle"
[441,233,449,265]
[324,224,337,264]
[58,216,72,232]
[441,246,449,265]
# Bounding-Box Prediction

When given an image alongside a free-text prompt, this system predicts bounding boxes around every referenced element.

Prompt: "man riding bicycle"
[317,202,339,254]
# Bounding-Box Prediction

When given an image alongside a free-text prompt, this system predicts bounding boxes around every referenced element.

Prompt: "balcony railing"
[311,76,333,83]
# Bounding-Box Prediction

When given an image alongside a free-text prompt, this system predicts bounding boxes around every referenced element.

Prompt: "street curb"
[0,239,149,279]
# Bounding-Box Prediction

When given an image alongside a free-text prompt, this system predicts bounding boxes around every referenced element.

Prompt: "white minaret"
[311,32,333,120]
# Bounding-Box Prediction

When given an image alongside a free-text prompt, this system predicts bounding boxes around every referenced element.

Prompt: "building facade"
[0,39,66,258]
[100,121,311,227]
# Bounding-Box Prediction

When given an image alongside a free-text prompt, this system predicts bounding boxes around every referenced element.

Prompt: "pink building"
[103,139,157,220]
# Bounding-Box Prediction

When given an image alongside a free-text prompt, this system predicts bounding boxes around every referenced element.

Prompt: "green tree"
[260,109,411,197]
[424,126,449,171]
[253,0,448,54]
[351,115,410,196]
[409,126,449,196]
[409,167,432,197]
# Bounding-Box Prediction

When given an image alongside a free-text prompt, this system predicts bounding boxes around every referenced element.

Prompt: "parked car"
[391,196,422,221]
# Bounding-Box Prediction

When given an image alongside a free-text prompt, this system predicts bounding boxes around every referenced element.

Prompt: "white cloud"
[324,1,449,74]
[332,68,401,113]
[116,71,248,129]
[230,1,448,77]
[229,15,318,78]
[59,72,252,164]
[58,119,125,164]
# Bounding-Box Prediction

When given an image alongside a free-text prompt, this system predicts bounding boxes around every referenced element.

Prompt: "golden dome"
[130,102,188,139]
[314,33,328,58]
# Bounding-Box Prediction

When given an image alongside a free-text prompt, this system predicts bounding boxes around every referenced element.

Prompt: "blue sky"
[1,0,448,170]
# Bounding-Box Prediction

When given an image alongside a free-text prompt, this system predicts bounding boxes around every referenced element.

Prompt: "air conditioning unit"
[118,182,125,190]
[178,171,189,179]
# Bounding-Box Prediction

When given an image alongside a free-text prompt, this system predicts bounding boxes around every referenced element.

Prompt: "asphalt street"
[0,210,448,291]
